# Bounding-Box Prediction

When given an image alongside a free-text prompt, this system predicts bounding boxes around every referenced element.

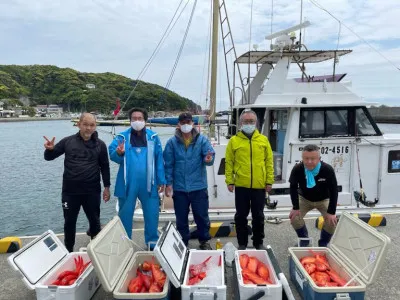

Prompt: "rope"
[165,0,198,90]
[336,21,342,51]
[137,0,190,82]
[309,0,400,72]
[114,0,188,120]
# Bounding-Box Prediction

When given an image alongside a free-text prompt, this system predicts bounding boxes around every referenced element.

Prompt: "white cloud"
[0,0,399,110]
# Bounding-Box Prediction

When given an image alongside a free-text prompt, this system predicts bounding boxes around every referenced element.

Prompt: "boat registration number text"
[299,146,349,154]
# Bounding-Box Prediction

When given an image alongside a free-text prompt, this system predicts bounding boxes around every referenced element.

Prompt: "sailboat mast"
[209,0,219,138]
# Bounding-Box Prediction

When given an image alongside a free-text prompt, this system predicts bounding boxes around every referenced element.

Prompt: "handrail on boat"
[230,86,245,108]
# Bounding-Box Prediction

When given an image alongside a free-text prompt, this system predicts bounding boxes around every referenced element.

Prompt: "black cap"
[178,112,192,122]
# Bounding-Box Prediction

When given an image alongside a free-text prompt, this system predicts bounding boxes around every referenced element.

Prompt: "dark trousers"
[173,189,211,245]
[234,187,265,247]
[62,193,101,252]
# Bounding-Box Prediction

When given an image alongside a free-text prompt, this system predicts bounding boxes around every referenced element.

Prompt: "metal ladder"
[218,0,247,106]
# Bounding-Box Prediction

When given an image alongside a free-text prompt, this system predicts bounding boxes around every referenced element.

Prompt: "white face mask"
[131,121,145,131]
[242,124,256,134]
[180,124,193,133]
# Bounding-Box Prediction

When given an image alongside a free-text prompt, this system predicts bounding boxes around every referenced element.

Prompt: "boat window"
[326,110,348,136]
[355,108,378,136]
[300,110,324,137]
[388,150,400,173]
[300,107,381,138]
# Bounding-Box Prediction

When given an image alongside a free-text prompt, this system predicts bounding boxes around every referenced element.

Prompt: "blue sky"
[1,0,399,110]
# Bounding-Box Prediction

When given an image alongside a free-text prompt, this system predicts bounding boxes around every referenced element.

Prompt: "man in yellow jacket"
[225,109,274,250]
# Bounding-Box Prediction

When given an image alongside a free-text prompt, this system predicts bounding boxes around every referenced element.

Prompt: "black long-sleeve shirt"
[289,161,338,214]
[44,132,110,195]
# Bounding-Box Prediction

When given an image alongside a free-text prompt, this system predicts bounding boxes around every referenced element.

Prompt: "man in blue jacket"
[109,107,166,249]
[164,112,215,250]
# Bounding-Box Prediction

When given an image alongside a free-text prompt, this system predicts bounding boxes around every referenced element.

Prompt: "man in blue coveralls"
[163,112,215,250]
[109,107,166,249]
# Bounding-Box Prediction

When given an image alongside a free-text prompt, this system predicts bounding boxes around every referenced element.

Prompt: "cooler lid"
[153,222,188,288]
[330,211,391,285]
[86,216,133,292]
[7,230,68,289]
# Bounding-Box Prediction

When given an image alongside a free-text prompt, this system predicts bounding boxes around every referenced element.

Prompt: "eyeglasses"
[242,120,256,125]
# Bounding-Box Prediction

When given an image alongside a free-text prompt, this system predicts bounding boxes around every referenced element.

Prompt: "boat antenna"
[270,0,273,49]
[299,0,303,50]
[247,0,254,104]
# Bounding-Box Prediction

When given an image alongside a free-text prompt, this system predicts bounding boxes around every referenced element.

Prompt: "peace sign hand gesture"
[116,139,125,156]
[43,136,56,150]
[204,150,213,163]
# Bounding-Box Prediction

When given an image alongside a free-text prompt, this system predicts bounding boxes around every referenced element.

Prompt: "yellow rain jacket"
[225,130,274,188]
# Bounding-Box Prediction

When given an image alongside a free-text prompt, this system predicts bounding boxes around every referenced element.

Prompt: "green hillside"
[0,65,200,113]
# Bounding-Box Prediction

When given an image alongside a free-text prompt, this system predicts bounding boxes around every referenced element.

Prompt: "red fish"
[128,276,143,293]
[189,256,211,277]
[188,275,202,285]
[326,270,347,286]
[300,256,316,265]
[242,269,270,285]
[257,262,270,281]
[151,262,166,288]
[138,271,153,290]
[149,282,162,292]
[303,263,316,275]
[142,261,152,271]
[247,257,258,273]
[314,271,330,283]
[239,254,249,269]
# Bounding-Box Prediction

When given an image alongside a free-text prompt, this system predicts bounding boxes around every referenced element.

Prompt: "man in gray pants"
[289,144,338,247]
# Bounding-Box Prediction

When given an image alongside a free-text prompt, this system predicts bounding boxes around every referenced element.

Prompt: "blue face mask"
[242,124,256,134]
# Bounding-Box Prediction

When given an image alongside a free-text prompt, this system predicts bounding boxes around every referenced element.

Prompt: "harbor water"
[0,120,399,237]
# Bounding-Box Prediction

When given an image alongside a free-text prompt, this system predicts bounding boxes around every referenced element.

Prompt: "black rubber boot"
[295,226,310,247]
[318,229,333,247]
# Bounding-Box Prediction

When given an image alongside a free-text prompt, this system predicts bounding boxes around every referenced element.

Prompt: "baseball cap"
[178,112,193,122]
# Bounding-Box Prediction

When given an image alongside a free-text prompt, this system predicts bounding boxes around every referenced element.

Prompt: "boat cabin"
[208,47,400,214]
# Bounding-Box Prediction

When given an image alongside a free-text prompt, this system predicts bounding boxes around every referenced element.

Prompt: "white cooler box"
[7,230,100,300]
[234,249,282,300]
[86,216,169,299]
[288,211,391,300]
[154,222,227,300]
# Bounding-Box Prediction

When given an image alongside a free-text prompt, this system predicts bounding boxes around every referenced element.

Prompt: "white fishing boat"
[134,1,400,223]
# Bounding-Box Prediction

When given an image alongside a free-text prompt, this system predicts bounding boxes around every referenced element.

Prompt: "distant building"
[35,104,63,116]
[47,104,63,115]
[0,101,16,117]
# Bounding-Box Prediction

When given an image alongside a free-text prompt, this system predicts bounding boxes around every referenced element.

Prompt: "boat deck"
[1,215,399,299]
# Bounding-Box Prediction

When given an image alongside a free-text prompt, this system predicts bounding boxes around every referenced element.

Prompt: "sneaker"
[254,244,267,250]
[199,241,212,250]
[238,245,247,250]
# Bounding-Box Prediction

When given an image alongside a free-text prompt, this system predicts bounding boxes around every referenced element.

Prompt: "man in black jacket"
[44,113,111,252]
[289,144,338,247]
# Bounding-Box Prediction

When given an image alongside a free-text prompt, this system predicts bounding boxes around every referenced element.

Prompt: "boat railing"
[230,86,245,108]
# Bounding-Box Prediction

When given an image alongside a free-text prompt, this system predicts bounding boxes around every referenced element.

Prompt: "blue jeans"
[173,189,211,245]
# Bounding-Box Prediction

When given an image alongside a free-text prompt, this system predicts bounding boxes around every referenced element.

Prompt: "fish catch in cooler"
[127,259,167,293]
[300,252,349,287]
[239,254,273,285]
